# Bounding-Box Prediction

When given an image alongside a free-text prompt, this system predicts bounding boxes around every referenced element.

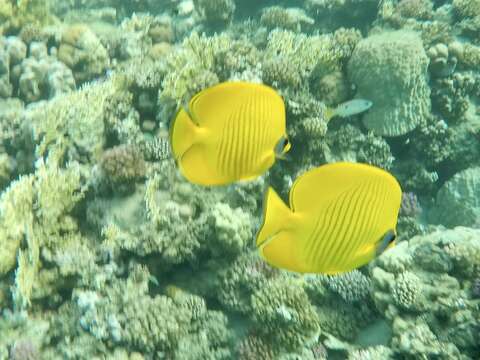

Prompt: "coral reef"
[193,0,236,27]
[57,24,110,83]
[260,6,314,32]
[348,30,431,137]
[251,277,320,354]
[0,1,479,359]
[99,144,146,194]
[430,167,480,227]
[371,227,480,358]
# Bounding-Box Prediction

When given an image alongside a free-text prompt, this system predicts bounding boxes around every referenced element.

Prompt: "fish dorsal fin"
[256,187,293,247]
[257,187,308,271]
[289,162,401,212]
[170,108,202,160]
[189,81,284,129]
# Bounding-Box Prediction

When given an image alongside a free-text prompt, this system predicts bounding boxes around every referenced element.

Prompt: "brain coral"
[348,30,431,137]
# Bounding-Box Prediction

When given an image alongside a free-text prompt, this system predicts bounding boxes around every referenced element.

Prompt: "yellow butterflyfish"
[256,162,402,274]
[170,81,290,186]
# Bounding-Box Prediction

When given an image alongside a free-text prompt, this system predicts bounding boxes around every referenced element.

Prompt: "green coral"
[193,0,236,26]
[370,227,480,358]
[325,270,372,303]
[0,0,53,34]
[0,152,84,310]
[265,29,339,87]
[348,345,393,360]
[208,202,252,257]
[391,271,422,311]
[159,32,225,104]
[216,251,279,314]
[431,167,480,227]
[0,174,34,275]
[57,24,110,83]
[260,6,314,32]
[72,265,232,357]
[325,125,394,170]
[348,30,431,137]
[27,74,127,161]
[251,277,320,353]
[453,0,480,18]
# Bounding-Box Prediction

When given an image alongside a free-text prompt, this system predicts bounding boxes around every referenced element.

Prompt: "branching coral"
[193,0,236,26]
[0,153,84,309]
[26,73,127,161]
[264,29,339,90]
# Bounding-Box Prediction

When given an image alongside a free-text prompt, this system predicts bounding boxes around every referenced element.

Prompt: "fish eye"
[274,136,290,156]
[388,233,396,244]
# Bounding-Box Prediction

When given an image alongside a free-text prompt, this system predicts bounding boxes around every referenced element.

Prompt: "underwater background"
[0,0,479,358]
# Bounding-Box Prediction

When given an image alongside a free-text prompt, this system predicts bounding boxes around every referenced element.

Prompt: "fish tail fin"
[170,107,200,159]
[324,106,336,122]
[256,187,292,247]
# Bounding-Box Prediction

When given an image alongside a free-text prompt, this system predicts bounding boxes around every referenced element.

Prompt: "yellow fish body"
[256,162,402,274]
[170,81,289,186]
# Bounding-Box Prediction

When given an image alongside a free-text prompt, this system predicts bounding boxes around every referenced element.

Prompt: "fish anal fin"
[259,231,307,273]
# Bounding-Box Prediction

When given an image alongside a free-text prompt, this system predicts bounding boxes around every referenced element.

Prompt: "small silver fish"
[326,99,373,121]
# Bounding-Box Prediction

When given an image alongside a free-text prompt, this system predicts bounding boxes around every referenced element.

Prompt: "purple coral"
[99,144,146,193]
[400,192,422,217]
[236,333,275,360]
[472,277,480,298]
[9,339,39,360]
[310,341,328,359]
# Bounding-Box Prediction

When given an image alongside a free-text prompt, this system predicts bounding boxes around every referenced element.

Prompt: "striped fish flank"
[256,162,402,274]
[169,81,287,186]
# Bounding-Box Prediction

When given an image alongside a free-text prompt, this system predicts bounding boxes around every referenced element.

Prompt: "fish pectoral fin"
[324,106,336,122]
